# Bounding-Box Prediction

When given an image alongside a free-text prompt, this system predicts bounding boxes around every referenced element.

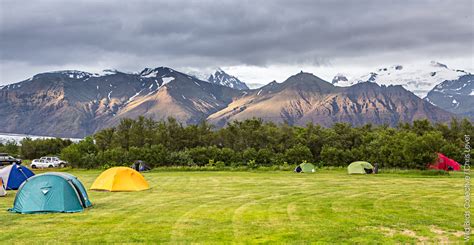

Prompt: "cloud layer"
[1,0,473,84]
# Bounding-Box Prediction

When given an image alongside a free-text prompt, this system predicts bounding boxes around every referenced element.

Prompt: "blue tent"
[0,164,35,190]
[9,172,92,214]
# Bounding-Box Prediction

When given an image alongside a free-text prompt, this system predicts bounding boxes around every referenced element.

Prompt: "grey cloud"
[0,0,473,82]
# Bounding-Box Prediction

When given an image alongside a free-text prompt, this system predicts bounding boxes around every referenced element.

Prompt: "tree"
[0,140,19,156]
[94,128,115,152]
[60,137,98,168]
[285,144,313,164]
[47,117,471,169]
[113,118,134,150]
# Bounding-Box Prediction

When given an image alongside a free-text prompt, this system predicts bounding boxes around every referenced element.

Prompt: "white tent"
[0,177,6,197]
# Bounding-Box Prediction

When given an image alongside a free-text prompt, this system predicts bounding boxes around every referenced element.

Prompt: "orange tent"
[91,167,150,192]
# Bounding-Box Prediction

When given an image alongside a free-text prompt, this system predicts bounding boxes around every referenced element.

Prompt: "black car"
[0,153,22,166]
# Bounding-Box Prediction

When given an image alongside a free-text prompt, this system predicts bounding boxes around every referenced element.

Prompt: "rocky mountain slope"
[332,61,470,98]
[0,68,243,137]
[209,72,454,127]
[424,74,474,118]
[105,67,243,128]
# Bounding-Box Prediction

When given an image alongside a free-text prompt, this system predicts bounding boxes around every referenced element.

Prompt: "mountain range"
[332,61,473,118]
[0,64,470,137]
[332,61,470,98]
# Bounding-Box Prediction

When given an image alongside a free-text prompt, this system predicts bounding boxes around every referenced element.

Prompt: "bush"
[169,151,194,166]
[247,159,257,169]
[60,137,97,168]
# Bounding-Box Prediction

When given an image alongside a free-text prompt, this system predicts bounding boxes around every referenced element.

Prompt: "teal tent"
[9,173,92,214]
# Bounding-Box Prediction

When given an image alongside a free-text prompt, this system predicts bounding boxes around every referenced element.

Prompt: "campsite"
[0,118,470,243]
[0,168,466,243]
[1,0,472,243]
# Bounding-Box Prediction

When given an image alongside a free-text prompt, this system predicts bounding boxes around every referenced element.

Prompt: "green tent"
[299,162,315,173]
[348,161,374,174]
[9,173,92,214]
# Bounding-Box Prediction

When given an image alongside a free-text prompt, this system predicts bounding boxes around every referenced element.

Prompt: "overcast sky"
[1,0,473,86]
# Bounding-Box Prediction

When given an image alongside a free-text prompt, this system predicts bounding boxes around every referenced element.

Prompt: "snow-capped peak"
[331,74,349,84]
[207,68,249,90]
[139,67,176,78]
[46,70,94,79]
[332,61,470,98]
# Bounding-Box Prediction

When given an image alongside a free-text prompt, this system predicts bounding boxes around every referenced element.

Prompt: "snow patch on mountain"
[140,68,159,78]
[187,70,210,81]
[93,69,120,77]
[332,61,470,98]
[55,70,94,79]
[161,77,174,86]
[126,89,144,104]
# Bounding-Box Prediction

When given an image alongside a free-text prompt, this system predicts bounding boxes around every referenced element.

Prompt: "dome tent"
[429,153,461,171]
[0,177,6,197]
[0,163,35,190]
[348,161,374,174]
[295,162,316,173]
[91,167,150,192]
[131,160,151,172]
[9,173,92,214]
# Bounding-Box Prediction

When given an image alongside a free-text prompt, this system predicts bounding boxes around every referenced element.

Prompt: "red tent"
[428,153,461,171]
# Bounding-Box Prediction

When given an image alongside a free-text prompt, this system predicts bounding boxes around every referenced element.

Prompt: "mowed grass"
[0,169,468,243]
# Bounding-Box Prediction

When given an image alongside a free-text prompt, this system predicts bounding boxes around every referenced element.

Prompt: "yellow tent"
[90,167,150,192]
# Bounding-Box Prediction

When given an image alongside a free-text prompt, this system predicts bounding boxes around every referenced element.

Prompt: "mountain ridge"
[208,72,453,127]
[332,61,471,98]
[0,66,461,137]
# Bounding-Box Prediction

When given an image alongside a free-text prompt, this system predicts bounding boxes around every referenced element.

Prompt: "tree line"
[0,138,72,159]
[2,117,471,170]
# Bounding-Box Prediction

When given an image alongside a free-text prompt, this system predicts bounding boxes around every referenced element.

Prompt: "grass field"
[0,169,468,243]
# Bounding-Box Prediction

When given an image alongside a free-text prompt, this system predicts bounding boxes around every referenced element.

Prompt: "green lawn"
[0,169,468,243]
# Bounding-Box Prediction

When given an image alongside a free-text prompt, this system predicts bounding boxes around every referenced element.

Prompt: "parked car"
[30,159,52,169]
[30,156,68,169]
[0,153,22,166]
[41,156,68,167]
